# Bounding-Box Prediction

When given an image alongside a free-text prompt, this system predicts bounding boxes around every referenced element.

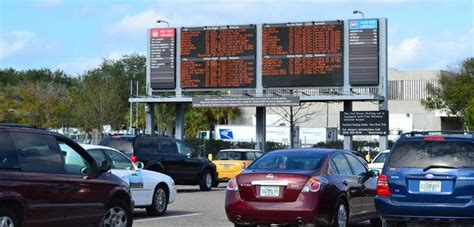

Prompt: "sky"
[0,0,473,76]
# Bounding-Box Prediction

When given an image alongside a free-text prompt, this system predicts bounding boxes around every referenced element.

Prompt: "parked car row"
[224,131,474,226]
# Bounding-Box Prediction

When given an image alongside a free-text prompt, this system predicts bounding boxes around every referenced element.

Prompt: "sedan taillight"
[376,174,391,196]
[302,177,321,193]
[227,178,238,191]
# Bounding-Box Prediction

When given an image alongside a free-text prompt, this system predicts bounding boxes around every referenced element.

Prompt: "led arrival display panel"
[149,28,176,89]
[262,21,344,87]
[180,25,256,89]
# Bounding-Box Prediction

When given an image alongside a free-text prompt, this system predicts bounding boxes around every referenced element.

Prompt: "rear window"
[248,152,325,170]
[387,140,474,168]
[99,137,134,156]
[372,152,389,164]
[215,152,245,160]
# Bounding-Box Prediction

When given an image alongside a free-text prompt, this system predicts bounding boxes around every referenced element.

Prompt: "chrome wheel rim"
[155,188,167,212]
[337,204,347,227]
[205,173,212,188]
[0,216,14,227]
[102,206,127,227]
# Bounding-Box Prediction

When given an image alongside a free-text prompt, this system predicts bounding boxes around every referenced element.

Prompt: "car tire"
[332,200,348,227]
[370,218,382,227]
[101,199,132,227]
[146,184,169,216]
[0,207,19,227]
[199,170,213,191]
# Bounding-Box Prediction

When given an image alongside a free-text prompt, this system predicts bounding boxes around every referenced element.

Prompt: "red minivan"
[0,125,133,227]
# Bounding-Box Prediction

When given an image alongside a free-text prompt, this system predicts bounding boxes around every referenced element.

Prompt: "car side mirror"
[136,161,145,169]
[100,160,111,173]
[208,154,213,161]
[369,169,380,177]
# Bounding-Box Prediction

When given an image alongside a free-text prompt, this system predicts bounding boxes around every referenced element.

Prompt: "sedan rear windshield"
[248,152,325,170]
[387,141,474,168]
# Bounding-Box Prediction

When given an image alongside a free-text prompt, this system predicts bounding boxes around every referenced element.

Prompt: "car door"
[330,153,364,219]
[176,140,202,182]
[58,139,111,225]
[102,148,148,205]
[345,153,378,218]
[159,139,187,183]
[10,132,69,226]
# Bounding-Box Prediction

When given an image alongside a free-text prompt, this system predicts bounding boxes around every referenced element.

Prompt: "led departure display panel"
[262,21,344,87]
[180,25,256,89]
[349,19,379,86]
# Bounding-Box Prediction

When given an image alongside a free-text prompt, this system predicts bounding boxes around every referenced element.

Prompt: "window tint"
[249,152,324,170]
[387,141,474,168]
[59,142,90,175]
[160,139,177,154]
[332,154,352,175]
[345,154,367,176]
[373,152,389,164]
[246,152,256,160]
[176,141,193,155]
[99,137,134,156]
[103,149,134,170]
[86,149,107,166]
[0,132,20,170]
[12,132,64,174]
[135,137,159,156]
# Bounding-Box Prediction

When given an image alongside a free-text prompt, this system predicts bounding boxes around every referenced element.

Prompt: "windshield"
[387,141,474,168]
[248,152,325,171]
[372,152,389,163]
[215,152,244,160]
[99,137,134,156]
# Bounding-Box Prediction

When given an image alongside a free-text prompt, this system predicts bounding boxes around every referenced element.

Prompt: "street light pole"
[156,19,169,27]
[353,10,365,18]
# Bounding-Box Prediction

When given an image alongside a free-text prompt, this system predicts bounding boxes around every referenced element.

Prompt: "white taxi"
[81,144,177,216]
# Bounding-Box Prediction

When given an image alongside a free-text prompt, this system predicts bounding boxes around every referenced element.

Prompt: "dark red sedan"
[225,149,381,227]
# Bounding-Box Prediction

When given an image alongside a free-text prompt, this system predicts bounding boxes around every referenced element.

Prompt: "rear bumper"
[375,196,474,223]
[217,171,240,182]
[225,191,329,225]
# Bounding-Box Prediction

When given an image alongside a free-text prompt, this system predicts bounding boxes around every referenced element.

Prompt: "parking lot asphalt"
[133,185,371,227]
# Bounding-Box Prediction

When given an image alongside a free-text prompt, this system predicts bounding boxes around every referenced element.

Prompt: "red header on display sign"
[150,28,175,38]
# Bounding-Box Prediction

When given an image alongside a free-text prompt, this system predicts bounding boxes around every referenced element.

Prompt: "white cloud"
[107,10,166,36]
[0,31,38,59]
[388,37,423,68]
[56,49,136,76]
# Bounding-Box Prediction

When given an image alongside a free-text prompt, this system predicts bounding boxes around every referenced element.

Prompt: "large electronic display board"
[149,28,176,89]
[349,19,379,86]
[180,25,256,89]
[262,21,344,87]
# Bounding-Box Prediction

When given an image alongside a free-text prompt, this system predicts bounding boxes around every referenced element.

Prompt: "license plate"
[260,186,279,197]
[419,180,441,192]
[221,164,231,169]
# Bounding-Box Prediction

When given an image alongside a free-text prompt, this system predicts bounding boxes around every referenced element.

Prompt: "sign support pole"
[343,21,353,151]
[175,103,185,139]
[343,101,353,150]
[379,18,388,151]
[145,29,154,135]
[255,24,266,151]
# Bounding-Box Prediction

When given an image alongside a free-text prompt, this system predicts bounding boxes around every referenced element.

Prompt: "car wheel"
[332,200,348,227]
[0,207,18,227]
[199,170,213,191]
[146,184,169,216]
[370,218,382,227]
[101,199,132,227]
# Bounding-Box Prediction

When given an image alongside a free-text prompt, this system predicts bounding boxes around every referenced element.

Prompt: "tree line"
[0,54,238,138]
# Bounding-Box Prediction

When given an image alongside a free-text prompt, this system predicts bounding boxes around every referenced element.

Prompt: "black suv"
[0,124,133,227]
[99,135,217,191]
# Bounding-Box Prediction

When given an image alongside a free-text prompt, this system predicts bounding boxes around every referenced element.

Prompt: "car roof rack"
[402,130,474,138]
[0,123,40,129]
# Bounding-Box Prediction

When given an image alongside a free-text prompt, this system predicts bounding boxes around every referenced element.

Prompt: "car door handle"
[342,181,348,186]
[57,184,70,192]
